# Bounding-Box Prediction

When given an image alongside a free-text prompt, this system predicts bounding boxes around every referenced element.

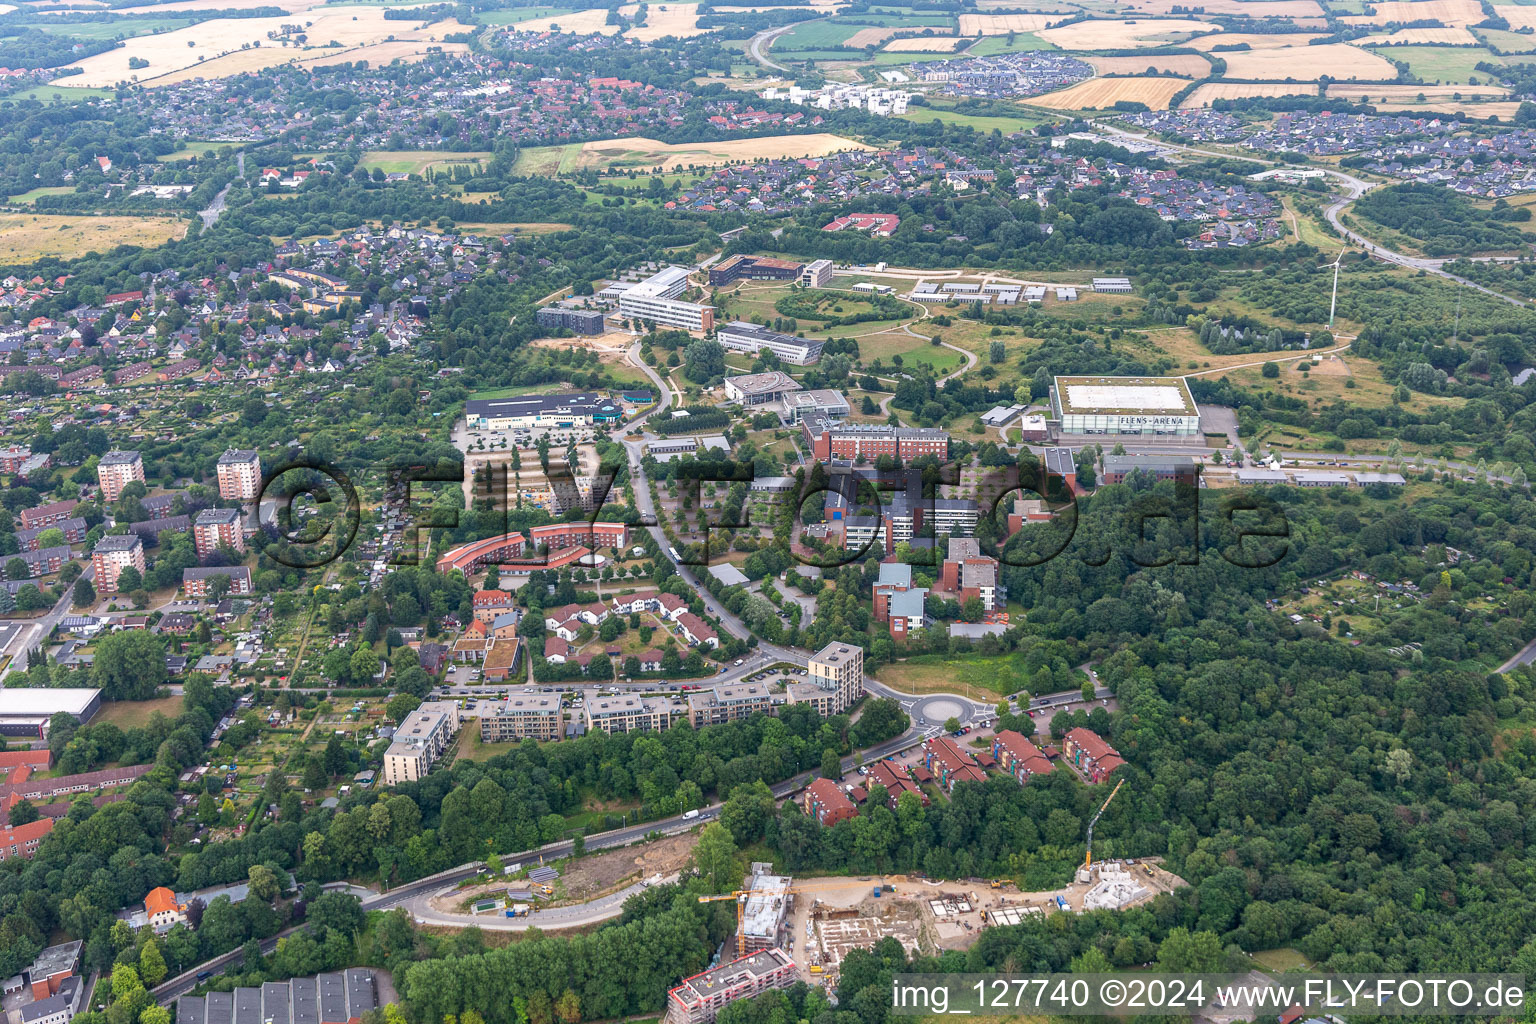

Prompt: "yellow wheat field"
[882,34,966,50]
[957,13,1055,34]
[1357,26,1479,44]
[1492,5,1536,29]
[1087,53,1212,76]
[1222,42,1397,81]
[1327,82,1509,99]
[573,133,874,173]
[54,7,470,85]
[1124,0,1324,15]
[0,214,188,261]
[507,8,620,34]
[1188,31,1325,48]
[619,3,709,40]
[1343,0,1482,25]
[1181,81,1318,106]
[144,39,470,83]
[845,26,898,46]
[1031,75,1188,109]
[1040,18,1214,49]
[1376,100,1522,118]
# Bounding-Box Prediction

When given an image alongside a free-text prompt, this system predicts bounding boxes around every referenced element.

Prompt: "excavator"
[699,878,890,957]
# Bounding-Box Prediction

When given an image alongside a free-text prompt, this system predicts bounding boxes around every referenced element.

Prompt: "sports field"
[0,213,189,261]
[1032,75,1188,109]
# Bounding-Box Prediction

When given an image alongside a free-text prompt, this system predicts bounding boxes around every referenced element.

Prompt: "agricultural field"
[9,83,113,101]
[1188,30,1325,48]
[1343,0,1482,24]
[500,7,619,34]
[1031,75,1188,110]
[521,133,875,174]
[335,150,492,175]
[1326,81,1510,100]
[898,103,1051,132]
[775,18,860,49]
[845,26,900,47]
[1086,53,1211,76]
[1182,82,1319,107]
[0,213,189,260]
[1358,26,1479,44]
[51,6,472,85]
[1377,100,1523,118]
[1473,26,1536,51]
[35,15,198,37]
[1365,44,1504,83]
[965,32,1057,53]
[956,12,1055,34]
[1124,0,1324,12]
[475,6,576,24]
[1494,3,1536,28]
[1038,17,1213,48]
[621,3,708,42]
[882,34,965,50]
[1223,42,1397,80]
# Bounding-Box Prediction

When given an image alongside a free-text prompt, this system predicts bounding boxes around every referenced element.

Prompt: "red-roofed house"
[804,777,857,826]
[1063,727,1125,783]
[992,730,1053,784]
[0,817,53,862]
[923,735,987,791]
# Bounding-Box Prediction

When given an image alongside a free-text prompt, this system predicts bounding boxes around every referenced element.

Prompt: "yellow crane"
[1082,778,1125,872]
[698,878,886,958]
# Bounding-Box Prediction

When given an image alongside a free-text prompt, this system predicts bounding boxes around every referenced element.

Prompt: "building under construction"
[665,949,798,1024]
[740,865,792,954]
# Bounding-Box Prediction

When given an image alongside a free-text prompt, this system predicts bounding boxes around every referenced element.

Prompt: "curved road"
[746,22,798,72]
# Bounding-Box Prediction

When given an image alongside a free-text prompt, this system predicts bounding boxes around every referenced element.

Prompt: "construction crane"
[1082,778,1125,873]
[698,878,884,958]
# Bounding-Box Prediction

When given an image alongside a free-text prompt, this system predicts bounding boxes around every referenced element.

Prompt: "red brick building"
[1063,727,1125,783]
[992,730,1053,784]
[804,777,857,826]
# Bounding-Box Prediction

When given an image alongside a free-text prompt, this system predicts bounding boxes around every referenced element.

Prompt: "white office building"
[382,701,461,785]
[717,321,824,365]
[617,266,715,331]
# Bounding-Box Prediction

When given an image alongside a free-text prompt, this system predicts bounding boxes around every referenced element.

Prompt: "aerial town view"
[0,2,1534,1024]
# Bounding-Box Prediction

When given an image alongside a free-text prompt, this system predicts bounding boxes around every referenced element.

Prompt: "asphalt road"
[746,22,797,71]
[0,565,93,686]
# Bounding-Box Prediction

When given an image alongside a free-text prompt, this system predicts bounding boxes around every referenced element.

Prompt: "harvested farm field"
[1086,53,1211,75]
[0,213,188,260]
[1221,42,1397,80]
[882,34,965,49]
[1031,75,1187,109]
[1124,0,1323,14]
[1188,30,1324,48]
[619,2,708,40]
[1326,82,1509,99]
[1344,0,1482,25]
[957,12,1055,33]
[504,7,619,33]
[558,133,874,173]
[1039,17,1213,48]
[1357,26,1479,44]
[1181,81,1318,106]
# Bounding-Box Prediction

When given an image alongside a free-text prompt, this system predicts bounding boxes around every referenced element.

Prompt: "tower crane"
[1082,778,1125,874]
[698,878,888,958]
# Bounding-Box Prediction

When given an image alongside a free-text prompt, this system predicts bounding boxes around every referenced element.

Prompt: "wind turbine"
[1324,247,1347,330]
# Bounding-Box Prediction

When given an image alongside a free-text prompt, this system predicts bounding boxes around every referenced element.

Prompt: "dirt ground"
[439,830,701,912]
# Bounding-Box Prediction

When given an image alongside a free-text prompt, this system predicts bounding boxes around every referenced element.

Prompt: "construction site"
[705,857,1182,988]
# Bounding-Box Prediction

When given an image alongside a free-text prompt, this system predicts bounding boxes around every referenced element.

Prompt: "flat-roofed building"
[724,371,801,406]
[481,694,560,742]
[585,695,672,735]
[665,949,797,1024]
[1052,375,1201,440]
[97,451,144,502]
[0,689,100,740]
[801,418,949,462]
[535,306,607,336]
[798,641,863,714]
[708,254,803,286]
[381,701,461,785]
[176,970,377,1024]
[91,535,144,594]
[216,450,262,501]
[739,871,791,955]
[464,392,622,430]
[717,321,823,365]
[780,390,850,423]
[688,682,774,727]
[1092,277,1133,293]
[1101,454,1199,485]
[193,507,245,558]
[799,259,834,288]
[618,266,714,331]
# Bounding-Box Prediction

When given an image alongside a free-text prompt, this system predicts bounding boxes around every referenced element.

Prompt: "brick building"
[96,451,144,502]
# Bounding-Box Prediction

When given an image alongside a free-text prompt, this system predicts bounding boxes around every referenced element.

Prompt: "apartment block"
[804,777,856,826]
[97,451,144,502]
[382,701,462,785]
[1063,727,1126,783]
[584,695,672,735]
[789,641,863,716]
[193,507,245,559]
[19,500,79,531]
[923,735,987,791]
[938,537,1000,611]
[992,730,1053,784]
[176,970,378,1024]
[665,949,797,1024]
[91,535,145,594]
[687,682,775,727]
[216,449,262,501]
[0,817,54,861]
[480,694,561,742]
[182,566,252,597]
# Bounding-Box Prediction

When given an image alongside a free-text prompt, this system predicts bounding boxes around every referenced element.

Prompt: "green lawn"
[1367,45,1503,84]
[11,84,114,103]
[966,32,1058,55]
[900,103,1050,133]
[36,16,197,38]
[511,142,586,176]
[8,186,75,203]
[775,18,860,50]
[96,695,186,729]
[878,651,1082,700]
